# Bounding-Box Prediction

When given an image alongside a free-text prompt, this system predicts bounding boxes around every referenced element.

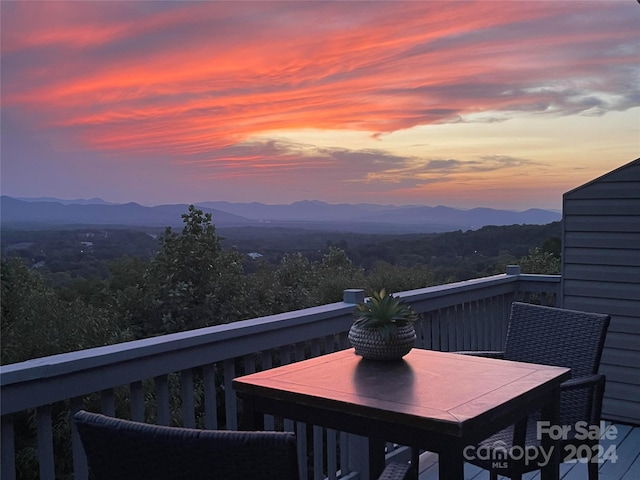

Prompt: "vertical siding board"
[562,158,640,425]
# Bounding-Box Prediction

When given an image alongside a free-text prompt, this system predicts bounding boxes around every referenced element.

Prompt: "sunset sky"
[1,0,639,211]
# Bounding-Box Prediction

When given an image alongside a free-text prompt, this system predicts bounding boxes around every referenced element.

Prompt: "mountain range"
[1,196,561,234]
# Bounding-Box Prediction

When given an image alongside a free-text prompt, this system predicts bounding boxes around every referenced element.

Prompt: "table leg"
[368,438,386,480]
[238,395,264,431]
[438,447,464,480]
[540,387,561,480]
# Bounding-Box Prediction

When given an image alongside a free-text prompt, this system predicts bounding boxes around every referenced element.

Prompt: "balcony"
[1,267,636,480]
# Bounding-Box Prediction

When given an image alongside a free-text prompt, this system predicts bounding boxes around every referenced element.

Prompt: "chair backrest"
[73,410,299,480]
[503,302,611,427]
[503,302,610,378]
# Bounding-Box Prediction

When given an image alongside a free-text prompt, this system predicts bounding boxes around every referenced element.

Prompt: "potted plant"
[349,289,418,360]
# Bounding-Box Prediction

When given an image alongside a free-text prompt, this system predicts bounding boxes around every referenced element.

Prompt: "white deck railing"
[0,267,560,480]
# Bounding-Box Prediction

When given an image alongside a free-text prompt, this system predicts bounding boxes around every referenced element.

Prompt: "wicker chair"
[461,302,611,480]
[74,410,410,480]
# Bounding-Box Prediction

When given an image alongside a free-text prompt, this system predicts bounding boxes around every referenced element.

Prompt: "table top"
[233,348,570,439]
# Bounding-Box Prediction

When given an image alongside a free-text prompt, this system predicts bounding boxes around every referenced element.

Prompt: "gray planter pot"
[348,323,416,360]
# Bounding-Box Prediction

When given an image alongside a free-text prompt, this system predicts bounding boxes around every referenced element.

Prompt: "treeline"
[2,218,561,286]
[1,206,561,366]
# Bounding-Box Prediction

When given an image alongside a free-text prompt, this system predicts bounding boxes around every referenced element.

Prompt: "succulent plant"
[353,289,418,341]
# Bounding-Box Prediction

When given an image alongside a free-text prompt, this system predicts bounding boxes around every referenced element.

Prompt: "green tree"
[517,234,561,275]
[365,261,436,294]
[314,246,365,303]
[272,252,316,311]
[518,247,561,274]
[1,258,129,365]
[136,205,250,335]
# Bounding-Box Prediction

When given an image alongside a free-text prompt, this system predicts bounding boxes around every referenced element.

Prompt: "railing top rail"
[1,273,564,383]
[518,274,561,283]
[0,272,560,414]
[0,300,355,385]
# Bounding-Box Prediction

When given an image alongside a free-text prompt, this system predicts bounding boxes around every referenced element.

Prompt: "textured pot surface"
[348,323,416,360]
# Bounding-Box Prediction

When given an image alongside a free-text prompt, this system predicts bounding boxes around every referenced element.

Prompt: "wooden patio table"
[233,348,570,480]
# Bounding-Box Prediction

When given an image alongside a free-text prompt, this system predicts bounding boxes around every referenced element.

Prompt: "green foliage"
[130,205,251,335]
[515,234,561,274]
[353,289,418,341]
[253,247,366,313]
[1,228,158,287]
[518,246,561,274]
[364,261,435,293]
[1,258,132,365]
[313,247,366,305]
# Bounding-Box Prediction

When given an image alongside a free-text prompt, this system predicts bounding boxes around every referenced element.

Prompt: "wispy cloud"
[185,137,544,194]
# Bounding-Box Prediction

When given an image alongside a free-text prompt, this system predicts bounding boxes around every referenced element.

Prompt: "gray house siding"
[561,158,640,425]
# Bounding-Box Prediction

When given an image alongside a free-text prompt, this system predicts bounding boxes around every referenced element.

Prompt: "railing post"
[506,265,521,275]
[506,265,521,302]
[343,289,365,304]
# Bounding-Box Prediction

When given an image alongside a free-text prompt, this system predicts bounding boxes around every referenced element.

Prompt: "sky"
[1,0,639,211]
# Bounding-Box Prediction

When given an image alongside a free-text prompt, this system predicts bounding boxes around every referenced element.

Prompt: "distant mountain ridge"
[14,196,117,205]
[1,196,561,233]
[198,200,560,228]
[0,197,250,229]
